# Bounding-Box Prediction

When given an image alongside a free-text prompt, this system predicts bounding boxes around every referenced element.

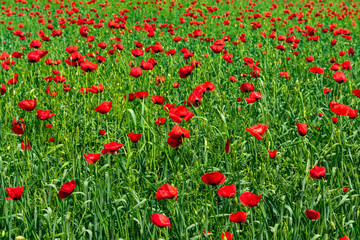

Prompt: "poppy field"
[0,0,359,239]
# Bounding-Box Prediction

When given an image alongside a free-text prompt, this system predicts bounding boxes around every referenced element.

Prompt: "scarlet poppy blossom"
[129,67,142,78]
[323,88,331,94]
[341,61,352,70]
[80,61,98,72]
[131,48,144,57]
[352,89,360,98]
[305,56,314,62]
[229,211,247,223]
[268,150,277,158]
[18,99,37,111]
[296,123,307,136]
[29,39,42,48]
[309,67,324,73]
[343,188,349,193]
[333,72,347,83]
[151,96,166,104]
[202,81,215,91]
[27,51,41,62]
[140,60,153,70]
[49,138,56,142]
[167,125,190,148]
[309,166,326,179]
[36,110,55,120]
[58,180,76,199]
[218,184,236,198]
[168,105,194,123]
[164,104,176,111]
[156,184,178,200]
[134,91,149,99]
[93,102,112,114]
[330,104,350,116]
[1,84,5,95]
[201,172,226,185]
[240,83,255,92]
[338,237,350,240]
[128,132,141,143]
[225,139,230,153]
[123,93,136,101]
[83,153,101,164]
[221,232,233,240]
[12,118,25,135]
[240,192,262,207]
[99,130,106,135]
[65,46,78,54]
[186,92,202,107]
[156,117,166,125]
[348,109,357,119]
[332,117,338,124]
[102,142,123,155]
[150,213,171,228]
[79,26,89,37]
[210,44,224,53]
[305,210,320,220]
[246,124,268,140]
[193,85,207,96]
[178,65,194,79]
[5,186,23,200]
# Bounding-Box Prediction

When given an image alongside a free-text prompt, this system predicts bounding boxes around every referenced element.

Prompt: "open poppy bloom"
[218,184,236,198]
[58,180,76,199]
[6,186,23,200]
[128,132,141,143]
[268,150,277,158]
[167,125,190,148]
[221,232,233,240]
[18,99,37,111]
[101,141,123,155]
[246,124,268,140]
[83,153,101,164]
[36,110,55,120]
[305,210,320,220]
[93,102,112,114]
[12,118,25,135]
[156,184,178,200]
[240,192,262,207]
[150,213,171,228]
[229,211,247,223]
[330,103,351,116]
[168,105,194,123]
[309,166,326,179]
[201,172,226,185]
[309,67,324,73]
[178,65,194,78]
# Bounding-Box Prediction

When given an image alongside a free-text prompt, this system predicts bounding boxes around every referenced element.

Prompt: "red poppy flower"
[49,138,56,142]
[5,186,23,200]
[229,211,247,223]
[333,72,347,83]
[225,139,230,153]
[156,117,166,125]
[128,132,141,143]
[202,81,215,91]
[151,96,166,104]
[12,118,25,135]
[168,105,194,123]
[99,130,106,135]
[332,117,338,124]
[167,125,190,148]
[18,99,37,111]
[330,104,350,116]
[27,51,41,62]
[178,65,194,78]
[246,124,268,140]
[156,184,178,200]
[1,84,6,95]
[58,180,76,199]
[80,61,98,72]
[140,60,154,70]
[341,60,352,70]
[134,91,148,99]
[305,210,320,220]
[338,237,350,240]
[131,48,144,57]
[348,109,357,119]
[186,92,202,107]
[65,46,78,54]
[296,123,307,136]
[210,44,224,53]
[97,42,107,49]
[201,172,225,185]
[323,88,331,94]
[129,67,143,78]
[309,166,326,179]
[310,67,324,73]
[343,188,349,193]
[240,83,255,92]
[101,141,123,155]
[36,110,55,120]
[93,102,112,114]
[21,139,31,150]
[221,232,233,240]
[29,39,42,48]
[352,89,360,98]
[83,153,101,164]
[172,82,180,88]
[218,184,236,198]
[240,192,262,207]
[305,56,314,62]
[150,213,171,228]
[268,150,277,158]
[79,26,89,37]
